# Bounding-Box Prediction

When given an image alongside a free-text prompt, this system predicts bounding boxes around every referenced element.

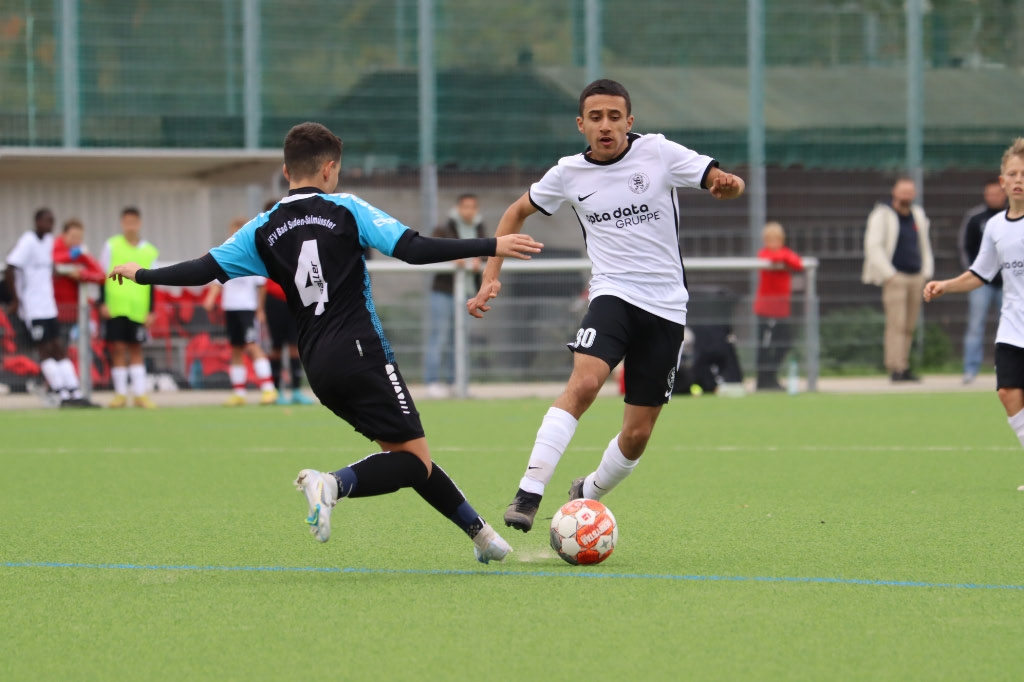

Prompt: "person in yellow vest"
[99,207,159,408]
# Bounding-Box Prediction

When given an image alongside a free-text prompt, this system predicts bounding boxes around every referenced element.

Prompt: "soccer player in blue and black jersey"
[109,122,543,563]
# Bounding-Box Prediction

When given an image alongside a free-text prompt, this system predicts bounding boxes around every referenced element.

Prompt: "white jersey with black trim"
[971,210,1024,348]
[528,133,716,325]
[5,230,57,321]
[220,275,266,311]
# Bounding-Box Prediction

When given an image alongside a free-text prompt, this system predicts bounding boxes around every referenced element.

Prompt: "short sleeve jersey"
[970,210,1024,347]
[6,231,57,321]
[208,190,410,371]
[220,275,266,311]
[529,133,717,325]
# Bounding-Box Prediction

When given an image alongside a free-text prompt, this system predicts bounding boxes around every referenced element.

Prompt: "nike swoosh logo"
[528,466,542,470]
[577,191,597,202]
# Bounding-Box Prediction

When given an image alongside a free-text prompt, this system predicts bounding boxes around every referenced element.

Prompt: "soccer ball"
[549,498,618,566]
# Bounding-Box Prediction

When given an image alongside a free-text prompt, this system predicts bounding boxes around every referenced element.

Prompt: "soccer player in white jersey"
[925,137,1024,490]
[4,208,97,407]
[467,79,745,531]
[203,218,278,406]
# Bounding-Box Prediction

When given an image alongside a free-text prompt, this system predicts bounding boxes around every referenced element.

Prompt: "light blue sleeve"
[209,213,270,279]
[323,193,410,257]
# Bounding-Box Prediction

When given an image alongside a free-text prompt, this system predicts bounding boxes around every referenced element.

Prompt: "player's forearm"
[135,253,228,287]
[950,270,983,292]
[944,271,986,294]
[482,198,531,281]
[392,232,497,265]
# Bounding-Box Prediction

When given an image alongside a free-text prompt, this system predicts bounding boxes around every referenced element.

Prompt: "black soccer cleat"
[567,477,585,501]
[503,489,542,532]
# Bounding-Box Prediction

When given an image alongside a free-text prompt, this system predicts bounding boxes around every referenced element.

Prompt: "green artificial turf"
[2,392,1022,681]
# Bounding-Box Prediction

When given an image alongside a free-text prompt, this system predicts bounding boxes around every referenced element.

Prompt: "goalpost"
[365,256,821,398]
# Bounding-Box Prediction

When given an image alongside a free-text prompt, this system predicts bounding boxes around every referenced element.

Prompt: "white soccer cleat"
[294,469,338,543]
[473,523,512,564]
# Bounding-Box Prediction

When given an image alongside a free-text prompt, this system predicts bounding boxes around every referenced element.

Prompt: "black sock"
[269,357,282,389]
[413,463,485,539]
[289,357,303,390]
[332,451,428,499]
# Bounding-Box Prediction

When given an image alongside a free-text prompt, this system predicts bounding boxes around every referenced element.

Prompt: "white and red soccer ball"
[549,498,618,566]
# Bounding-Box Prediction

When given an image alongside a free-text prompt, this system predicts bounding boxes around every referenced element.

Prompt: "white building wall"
[0,181,232,265]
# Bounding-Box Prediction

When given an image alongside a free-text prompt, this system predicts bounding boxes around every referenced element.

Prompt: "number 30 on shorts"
[572,327,597,349]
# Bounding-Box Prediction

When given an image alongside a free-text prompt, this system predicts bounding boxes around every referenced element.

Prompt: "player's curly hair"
[578,79,631,117]
[284,122,343,179]
[1001,137,1024,173]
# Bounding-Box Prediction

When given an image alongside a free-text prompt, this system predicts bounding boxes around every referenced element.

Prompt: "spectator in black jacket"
[958,181,1006,384]
[423,194,486,398]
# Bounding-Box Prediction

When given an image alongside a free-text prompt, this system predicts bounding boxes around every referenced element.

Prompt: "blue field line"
[3,560,1024,591]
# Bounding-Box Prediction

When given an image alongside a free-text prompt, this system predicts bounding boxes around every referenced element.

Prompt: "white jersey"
[971,210,1024,348]
[5,230,57,321]
[220,275,266,311]
[529,133,715,325]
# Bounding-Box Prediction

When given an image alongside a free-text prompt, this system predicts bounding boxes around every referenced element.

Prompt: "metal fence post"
[805,261,819,392]
[77,283,91,397]
[452,264,468,398]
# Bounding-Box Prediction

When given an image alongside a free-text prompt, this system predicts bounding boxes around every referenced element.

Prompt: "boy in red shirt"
[753,221,803,391]
[53,219,106,325]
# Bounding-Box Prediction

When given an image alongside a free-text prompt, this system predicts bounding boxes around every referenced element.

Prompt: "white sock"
[40,358,65,393]
[58,358,83,398]
[519,407,578,496]
[253,357,275,391]
[111,366,129,396]
[229,364,248,396]
[129,363,147,397]
[583,433,638,500]
[1008,410,1024,450]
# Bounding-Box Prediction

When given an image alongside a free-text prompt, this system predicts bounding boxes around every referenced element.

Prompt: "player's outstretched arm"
[706,167,746,200]
[923,271,985,302]
[110,254,227,287]
[393,231,541,265]
[468,192,538,319]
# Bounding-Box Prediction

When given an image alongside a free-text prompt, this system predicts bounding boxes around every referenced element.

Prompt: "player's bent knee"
[568,372,603,399]
[620,425,653,449]
[378,438,432,474]
[998,388,1024,415]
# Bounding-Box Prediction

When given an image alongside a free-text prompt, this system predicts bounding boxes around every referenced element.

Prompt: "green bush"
[819,307,884,372]
[819,306,952,373]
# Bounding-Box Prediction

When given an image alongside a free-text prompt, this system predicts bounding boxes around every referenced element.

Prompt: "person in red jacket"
[53,218,106,325]
[753,221,804,391]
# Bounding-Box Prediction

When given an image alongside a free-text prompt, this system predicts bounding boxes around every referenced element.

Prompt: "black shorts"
[105,316,147,344]
[25,318,60,345]
[995,343,1024,389]
[306,359,425,443]
[225,310,259,347]
[265,296,297,347]
[569,295,685,406]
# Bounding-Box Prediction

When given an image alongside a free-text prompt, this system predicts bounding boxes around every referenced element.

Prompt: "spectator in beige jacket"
[862,176,934,382]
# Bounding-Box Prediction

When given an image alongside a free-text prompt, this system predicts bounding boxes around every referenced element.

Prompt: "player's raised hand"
[922,280,945,302]
[709,172,745,200]
[108,263,142,284]
[467,279,502,319]
[495,233,543,260]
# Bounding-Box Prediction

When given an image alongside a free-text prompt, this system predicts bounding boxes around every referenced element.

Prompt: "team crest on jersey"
[628,172,651,195]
